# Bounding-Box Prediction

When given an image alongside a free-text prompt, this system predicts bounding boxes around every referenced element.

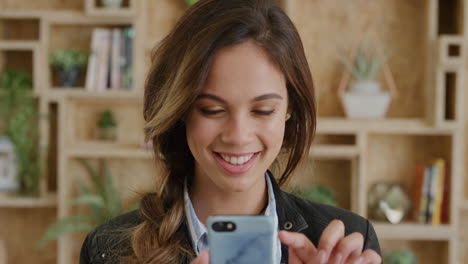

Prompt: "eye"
[200,108,225,116]
[253,109,275,115]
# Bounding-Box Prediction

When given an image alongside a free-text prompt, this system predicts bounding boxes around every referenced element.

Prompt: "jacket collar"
[268,171,309,233]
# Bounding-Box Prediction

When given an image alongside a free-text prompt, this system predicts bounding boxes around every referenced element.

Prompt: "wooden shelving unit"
[0,193,57,208]
[1,0,467,263]
[373,222,454,241]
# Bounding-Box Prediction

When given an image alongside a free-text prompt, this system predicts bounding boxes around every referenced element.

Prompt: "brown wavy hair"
[127,0,316,263]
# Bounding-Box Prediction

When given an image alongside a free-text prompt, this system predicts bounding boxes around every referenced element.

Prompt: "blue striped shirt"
[184,173,281,263]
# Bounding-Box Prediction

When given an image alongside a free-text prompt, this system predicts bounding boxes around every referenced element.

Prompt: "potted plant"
[0,69,43,196]
[49,49,87,87]
[289,184,337,207]
[96,110,117,141]
[384,249,418,264]
[100,0,123,8]
[39,159,129,247]
[337,45,397,119]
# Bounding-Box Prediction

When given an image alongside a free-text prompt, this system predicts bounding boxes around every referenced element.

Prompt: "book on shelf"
[411,158,449,225]
[85,27,134,92]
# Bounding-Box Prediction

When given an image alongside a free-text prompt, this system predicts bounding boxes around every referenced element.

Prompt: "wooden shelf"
[373,222,454,240]
[310,145,359,159]
[0,40,38,50]
[46,88,141,102]
[0,10,43,18]
[86,8,135,17]
[66,145,153,159]
[0,10,133,24]
[48,11,134,24]
[0,193,57,208]
[317,118,457,135]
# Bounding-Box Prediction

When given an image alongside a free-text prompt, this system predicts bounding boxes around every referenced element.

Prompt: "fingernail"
[317,250,327,263]
[334,253,343,264]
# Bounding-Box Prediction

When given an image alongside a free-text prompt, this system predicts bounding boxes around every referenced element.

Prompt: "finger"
[279,230,317,262]
[288,246,303,264]
[328,232,363,264]
[317,219,345,263]
[361,249,382,264]
[190,250,209,264]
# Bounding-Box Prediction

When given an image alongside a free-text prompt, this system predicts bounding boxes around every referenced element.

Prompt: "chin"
[217,171,262,192]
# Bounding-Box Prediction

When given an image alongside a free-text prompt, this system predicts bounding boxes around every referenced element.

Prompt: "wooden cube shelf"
[63,97,145,149]
[432,67,464,127]
[380,239,452,264]
[0,45,41,94]
[1,0,468,264]
[292,158,356,211]
[437,35,465,67]
[0,17,40,41]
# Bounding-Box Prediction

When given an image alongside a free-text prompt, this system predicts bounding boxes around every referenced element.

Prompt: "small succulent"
[98,110,117,128]
[340,46,387,82]
[49,49,87,72]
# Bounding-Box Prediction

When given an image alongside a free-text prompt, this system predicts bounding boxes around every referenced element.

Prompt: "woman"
[80,0,381,263]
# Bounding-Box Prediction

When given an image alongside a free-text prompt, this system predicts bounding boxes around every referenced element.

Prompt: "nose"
[220,114,254,146]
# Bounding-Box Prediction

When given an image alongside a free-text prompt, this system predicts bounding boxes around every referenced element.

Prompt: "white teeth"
[220,153,254,165]
[230,156,238,164]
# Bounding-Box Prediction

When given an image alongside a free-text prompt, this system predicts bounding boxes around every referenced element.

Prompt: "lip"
[213,151,260,175]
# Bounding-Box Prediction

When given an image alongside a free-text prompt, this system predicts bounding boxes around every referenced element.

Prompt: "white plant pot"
[342,91,392,119]
[0,136,19,192]
[349,80,381,94]
[101,0,123,8]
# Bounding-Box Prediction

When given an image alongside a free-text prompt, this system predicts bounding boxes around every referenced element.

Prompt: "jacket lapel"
[268,172,309,263]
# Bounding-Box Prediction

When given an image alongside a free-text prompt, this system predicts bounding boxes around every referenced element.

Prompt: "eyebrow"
[197,93,283,103]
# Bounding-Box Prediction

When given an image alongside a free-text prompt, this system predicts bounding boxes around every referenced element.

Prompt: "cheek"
[186,116,218,152]
[260,118,286,149]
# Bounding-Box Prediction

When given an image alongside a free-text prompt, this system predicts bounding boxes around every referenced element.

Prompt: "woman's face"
[186,40,288,194]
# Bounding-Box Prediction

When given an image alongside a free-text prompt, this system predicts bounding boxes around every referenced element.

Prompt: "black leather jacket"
[80,175,381,263]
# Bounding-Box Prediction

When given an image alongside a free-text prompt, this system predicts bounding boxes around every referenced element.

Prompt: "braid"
[126,174,195,263]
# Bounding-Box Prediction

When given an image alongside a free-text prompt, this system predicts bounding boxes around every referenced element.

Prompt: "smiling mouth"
[214,152,259,165]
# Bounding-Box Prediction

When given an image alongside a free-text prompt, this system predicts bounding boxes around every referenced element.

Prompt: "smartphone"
[207,215,277,264]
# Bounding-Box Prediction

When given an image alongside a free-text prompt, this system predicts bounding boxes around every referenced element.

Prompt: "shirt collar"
[183,172,277,255]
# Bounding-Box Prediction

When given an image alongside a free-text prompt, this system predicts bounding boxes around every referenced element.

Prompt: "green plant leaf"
[49,49,87,71]
[70,193,106,208]
[38,215,94,248]
[76,159,107,201]
[79,184,106,223]
[103,164,122,219]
